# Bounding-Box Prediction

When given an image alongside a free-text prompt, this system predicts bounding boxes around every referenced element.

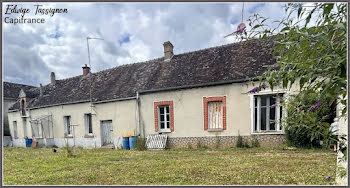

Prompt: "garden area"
[3,146,337,185]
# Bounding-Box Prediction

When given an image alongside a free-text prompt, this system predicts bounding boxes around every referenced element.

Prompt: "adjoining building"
[8,37,298,148]
[3,82,38,137]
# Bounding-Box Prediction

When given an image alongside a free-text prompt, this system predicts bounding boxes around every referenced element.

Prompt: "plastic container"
[25,138,29,147]
[25,138,33,147]
[28,139,33,147]
[122,137,130,150]
[129,136,136,150]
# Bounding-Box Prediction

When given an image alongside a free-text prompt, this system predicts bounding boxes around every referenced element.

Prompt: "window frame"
[154,101,174,133]
[63,116,72,137]
[84,113,93,136]
[203,96,227,131]
[249,90,287,134]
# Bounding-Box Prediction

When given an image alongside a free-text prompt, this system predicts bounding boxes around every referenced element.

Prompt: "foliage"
[236,134,250,148]
[215,135,221,149]
[251,135,260,148]
[284,89,336,148]
[4,124,11,136]
[135,137,146,151]
[240,3,347,154]
[65,141,74,158]
[196,140,208,149]
[3,147,337,185]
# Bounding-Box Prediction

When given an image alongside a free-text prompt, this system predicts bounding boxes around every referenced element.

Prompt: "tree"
[239,3,347,156]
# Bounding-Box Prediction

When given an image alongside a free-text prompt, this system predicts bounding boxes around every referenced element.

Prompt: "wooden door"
[101,120,113,146]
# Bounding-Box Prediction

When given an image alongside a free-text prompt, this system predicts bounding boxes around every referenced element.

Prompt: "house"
[7,37,299,148]
[3,82,39,137]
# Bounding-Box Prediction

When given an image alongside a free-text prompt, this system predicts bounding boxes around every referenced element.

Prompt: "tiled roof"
[10,37,277,110]
[3,82,38,99]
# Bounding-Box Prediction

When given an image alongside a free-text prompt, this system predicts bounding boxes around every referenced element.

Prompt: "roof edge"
[138,78,259,94]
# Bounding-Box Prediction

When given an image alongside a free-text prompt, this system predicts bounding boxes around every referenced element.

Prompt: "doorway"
[100,120,113,146]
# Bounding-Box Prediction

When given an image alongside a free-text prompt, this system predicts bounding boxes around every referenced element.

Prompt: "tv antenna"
[86,37,104,114]
[224,3,246,38]
[86,37,104,70]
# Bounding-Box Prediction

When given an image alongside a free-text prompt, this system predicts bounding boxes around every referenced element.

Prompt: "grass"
[3,146,337,185]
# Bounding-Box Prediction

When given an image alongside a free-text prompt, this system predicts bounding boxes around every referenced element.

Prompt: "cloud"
[3,2,289,86]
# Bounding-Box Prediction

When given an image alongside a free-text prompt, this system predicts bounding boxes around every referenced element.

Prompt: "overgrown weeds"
[135,137,146,151]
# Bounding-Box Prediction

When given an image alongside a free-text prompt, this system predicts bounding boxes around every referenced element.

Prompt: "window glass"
[254,94,284,132]
[261,107,266,130]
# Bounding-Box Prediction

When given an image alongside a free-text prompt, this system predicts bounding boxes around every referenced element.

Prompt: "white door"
[101,120,113,146]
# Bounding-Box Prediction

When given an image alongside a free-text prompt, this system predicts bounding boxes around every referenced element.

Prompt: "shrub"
[215,135,221,149]
[236,135,250,148]
[284,89,336,148]
[251,135,260,148]
[65,141,74,158]
[135,137,146,151]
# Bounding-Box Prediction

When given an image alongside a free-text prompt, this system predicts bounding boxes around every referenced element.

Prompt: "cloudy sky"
[2,2,290,86]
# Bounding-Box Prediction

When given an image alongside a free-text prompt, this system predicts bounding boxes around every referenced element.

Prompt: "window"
[63,116,72,136]
[13,121,18,139]
[159,106,171,132]
[84,114,93,135]
[253,94,284,133]
[20,99,26,116]
[203,96,226,131]
[154,101,174,133]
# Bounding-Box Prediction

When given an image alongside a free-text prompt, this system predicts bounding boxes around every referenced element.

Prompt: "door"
[101,120,113,146]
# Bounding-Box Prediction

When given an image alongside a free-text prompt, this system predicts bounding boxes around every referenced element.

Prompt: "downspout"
[136,91,141,137]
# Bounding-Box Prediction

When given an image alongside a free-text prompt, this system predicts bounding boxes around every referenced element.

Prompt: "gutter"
[92,96,136,104]
[138,78,258,94]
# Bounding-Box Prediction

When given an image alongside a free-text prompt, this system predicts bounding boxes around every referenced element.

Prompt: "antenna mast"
[86,37,104,112]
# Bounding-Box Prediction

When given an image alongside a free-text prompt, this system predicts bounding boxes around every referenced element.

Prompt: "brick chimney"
[82,64,90,76]
[163,41,174,61]
[50,72,56,84]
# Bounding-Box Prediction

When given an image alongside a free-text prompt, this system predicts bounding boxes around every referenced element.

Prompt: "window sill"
[158,131,171,134]
[251,131,284,135]
[84,135,94,138]
[64,135,73,138]
[207,129,224,132]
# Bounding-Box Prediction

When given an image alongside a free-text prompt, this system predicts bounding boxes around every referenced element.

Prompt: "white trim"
[249,90,288,134]
[158,105,171,133]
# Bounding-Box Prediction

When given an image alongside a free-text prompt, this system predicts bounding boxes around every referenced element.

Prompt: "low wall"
[167,134,285,148]
[3,136,12,147]
[7,137,123,149]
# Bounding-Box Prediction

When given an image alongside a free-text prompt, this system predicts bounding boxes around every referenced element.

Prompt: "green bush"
[135,137,146,151]
[236,135,250,148]
[284,90,336,148]
[251,135,260,148]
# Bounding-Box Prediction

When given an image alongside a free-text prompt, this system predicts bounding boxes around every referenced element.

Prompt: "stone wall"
[167,134,285,148]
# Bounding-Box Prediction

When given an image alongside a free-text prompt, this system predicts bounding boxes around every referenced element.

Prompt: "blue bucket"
[129,136,136,150]
[122,137,130,150]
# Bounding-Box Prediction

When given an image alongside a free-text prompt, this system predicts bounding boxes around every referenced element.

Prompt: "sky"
[2,2,291,86]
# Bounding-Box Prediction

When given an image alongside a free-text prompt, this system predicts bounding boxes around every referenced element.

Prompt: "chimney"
[50,72,56,84]
[163,41,174,61]
[40,83,43,96]
[82,64,90,76]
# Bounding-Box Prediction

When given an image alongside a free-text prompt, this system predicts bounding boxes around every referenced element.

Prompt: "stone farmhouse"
[8,37,298,148]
